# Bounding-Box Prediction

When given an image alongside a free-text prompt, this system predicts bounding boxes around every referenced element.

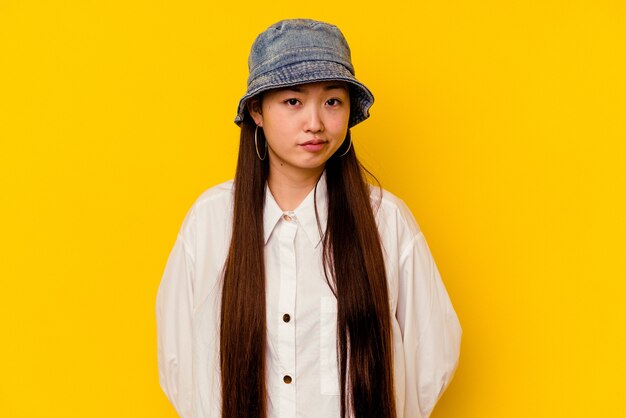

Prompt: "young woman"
[157,19,461,418]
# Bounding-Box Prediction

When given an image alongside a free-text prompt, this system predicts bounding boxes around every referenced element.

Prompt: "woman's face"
[249,80,350,178]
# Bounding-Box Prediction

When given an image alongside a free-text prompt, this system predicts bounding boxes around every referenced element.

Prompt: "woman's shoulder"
[176,180,234,248]
[368,184,423,238]
[178,180,234,232]
[190,179,235,212]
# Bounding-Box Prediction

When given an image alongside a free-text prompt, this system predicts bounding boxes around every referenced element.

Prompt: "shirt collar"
[263,173,328,248]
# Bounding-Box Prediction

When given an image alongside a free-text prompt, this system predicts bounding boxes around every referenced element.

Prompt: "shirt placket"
[277,211,298,418]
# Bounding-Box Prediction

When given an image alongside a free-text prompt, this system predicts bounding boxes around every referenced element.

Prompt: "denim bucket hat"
[234,19,374,128]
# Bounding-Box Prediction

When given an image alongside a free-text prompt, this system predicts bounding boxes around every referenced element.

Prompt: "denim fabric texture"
[234,19,374,127]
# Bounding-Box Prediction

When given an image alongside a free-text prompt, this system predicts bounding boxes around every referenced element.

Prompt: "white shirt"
[156,177,461,418]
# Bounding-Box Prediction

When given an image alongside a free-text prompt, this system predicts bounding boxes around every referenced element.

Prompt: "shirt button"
[282,214,292,222]
[283,375,292,384]
[282,313,291,323]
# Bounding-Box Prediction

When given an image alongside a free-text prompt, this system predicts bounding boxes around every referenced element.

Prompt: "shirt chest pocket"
[320,296,340,396]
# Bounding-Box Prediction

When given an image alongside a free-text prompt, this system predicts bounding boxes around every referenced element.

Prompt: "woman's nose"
[303,105,324,133]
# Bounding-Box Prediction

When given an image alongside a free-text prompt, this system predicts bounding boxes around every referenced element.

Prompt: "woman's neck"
[267,164,324,211]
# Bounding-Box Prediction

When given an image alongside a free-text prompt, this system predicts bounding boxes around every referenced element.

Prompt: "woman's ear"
[247,98,263,126]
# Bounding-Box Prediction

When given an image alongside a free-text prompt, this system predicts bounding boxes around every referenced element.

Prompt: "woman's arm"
[396,230,462,417]
[156,221,196,417]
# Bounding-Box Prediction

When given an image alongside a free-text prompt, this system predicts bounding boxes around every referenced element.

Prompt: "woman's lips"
[299,139,327,152]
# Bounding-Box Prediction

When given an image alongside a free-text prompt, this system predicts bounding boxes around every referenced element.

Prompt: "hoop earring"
[255,125,267,161]
[336,131,352,158]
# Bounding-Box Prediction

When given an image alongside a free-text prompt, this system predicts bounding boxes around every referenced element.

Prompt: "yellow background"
[1,0,625,416]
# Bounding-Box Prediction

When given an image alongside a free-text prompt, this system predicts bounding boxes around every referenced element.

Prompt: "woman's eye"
[326,98,341,106]
[285,98,300,106]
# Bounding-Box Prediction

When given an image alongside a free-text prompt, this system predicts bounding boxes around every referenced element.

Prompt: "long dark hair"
[220,112,396,418]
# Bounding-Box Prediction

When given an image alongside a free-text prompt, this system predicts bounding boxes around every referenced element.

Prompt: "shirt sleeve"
[156,221,196,417]
[396,231,462,418]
